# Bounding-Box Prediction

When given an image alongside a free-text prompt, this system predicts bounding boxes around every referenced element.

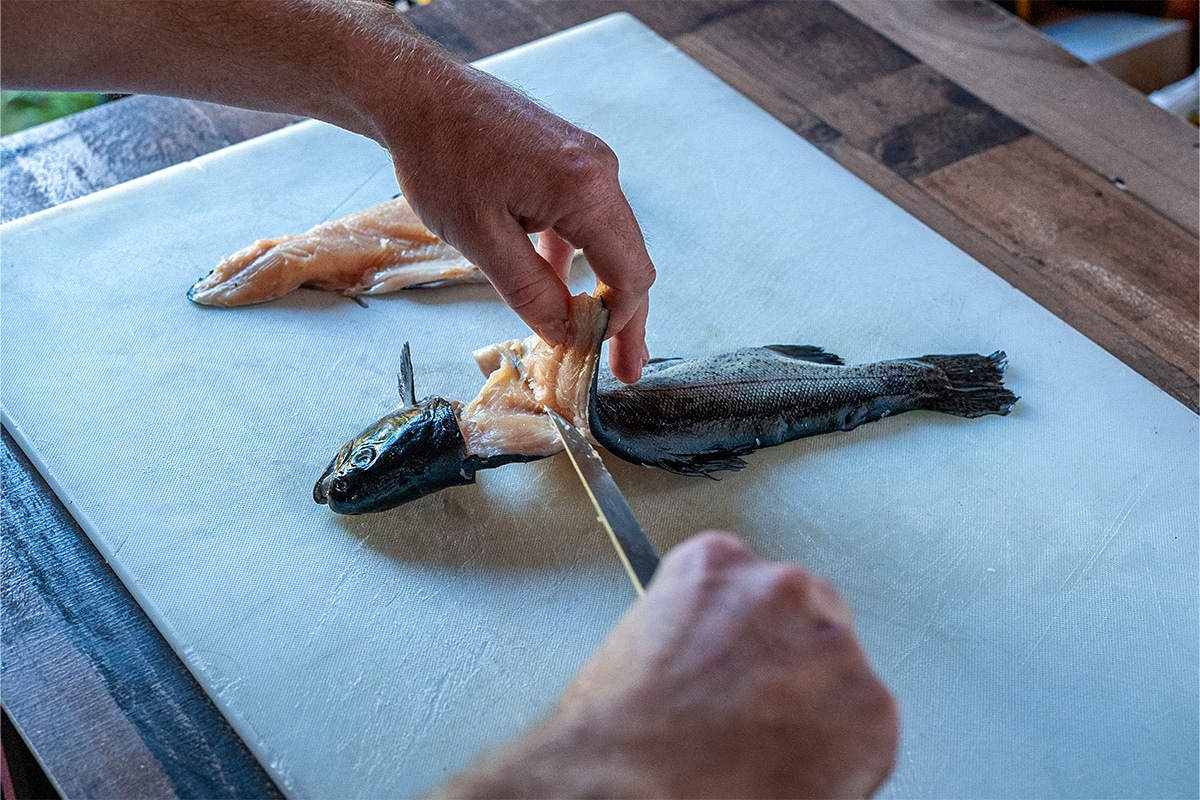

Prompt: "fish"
[188,196,486,306]
[589,345,1017,476]
[314,294,607,514]
[313,294,1018,514]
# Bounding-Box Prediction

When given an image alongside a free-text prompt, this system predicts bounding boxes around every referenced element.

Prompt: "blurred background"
[997,0,1199,122]
[0,0,436,136]
[1,91,110,135]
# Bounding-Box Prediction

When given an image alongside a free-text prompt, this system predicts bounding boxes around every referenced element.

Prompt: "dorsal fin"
[763,345,844,365]
[398,342,416,406]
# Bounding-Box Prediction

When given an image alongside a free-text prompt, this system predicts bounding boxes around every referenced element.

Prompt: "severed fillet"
[188,196,486,306]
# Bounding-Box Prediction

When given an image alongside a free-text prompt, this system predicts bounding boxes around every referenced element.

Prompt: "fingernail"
[538,320,567,346]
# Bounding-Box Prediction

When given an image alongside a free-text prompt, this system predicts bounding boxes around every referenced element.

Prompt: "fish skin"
[589,346,1017,477]
[314,295,606,513]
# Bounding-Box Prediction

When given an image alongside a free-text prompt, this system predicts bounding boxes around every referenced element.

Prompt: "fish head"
[313,396,474,514]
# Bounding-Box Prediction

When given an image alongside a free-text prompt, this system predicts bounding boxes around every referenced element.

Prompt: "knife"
[546,409,660,595]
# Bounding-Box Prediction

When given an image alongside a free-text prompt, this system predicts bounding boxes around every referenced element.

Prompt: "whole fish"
[314,295,1017,514]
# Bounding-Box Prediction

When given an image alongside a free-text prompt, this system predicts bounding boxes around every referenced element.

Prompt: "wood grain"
[2,429,285,799]
[834,0,1200,238]
[917,135,1198,408]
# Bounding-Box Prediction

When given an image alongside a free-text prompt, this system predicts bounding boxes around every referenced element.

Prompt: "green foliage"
[1,91,107,135]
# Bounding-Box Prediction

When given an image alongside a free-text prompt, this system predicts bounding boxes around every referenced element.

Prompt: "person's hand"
[355,42,655,383]
[1,1,654,383]
[438,532,899,798]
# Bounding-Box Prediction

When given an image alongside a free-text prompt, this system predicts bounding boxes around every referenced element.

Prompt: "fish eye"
[349,444,377,469]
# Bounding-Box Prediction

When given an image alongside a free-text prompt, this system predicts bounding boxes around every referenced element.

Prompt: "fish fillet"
[188,196,485,306]
[460,293,607,461]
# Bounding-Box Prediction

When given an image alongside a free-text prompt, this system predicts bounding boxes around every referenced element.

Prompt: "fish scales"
[590,347,1016,477]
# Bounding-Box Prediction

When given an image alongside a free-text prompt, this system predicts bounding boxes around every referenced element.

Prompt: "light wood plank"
[834,0,1200,237]
[917,134,1199,409]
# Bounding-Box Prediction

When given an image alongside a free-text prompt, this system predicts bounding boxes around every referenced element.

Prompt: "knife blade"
[546,409,659,594]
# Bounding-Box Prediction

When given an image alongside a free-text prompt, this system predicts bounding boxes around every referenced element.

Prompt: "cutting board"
[3,14,1196,799]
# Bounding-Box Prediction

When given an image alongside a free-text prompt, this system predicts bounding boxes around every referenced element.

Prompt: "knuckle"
[871,678,901,730]
[558,137,619,189]
[610,259,657,294]
[765,564,817,595]
[768,568,855,626]
[639,260,657,288]
[677,531,753,573]
[859,674,901,754]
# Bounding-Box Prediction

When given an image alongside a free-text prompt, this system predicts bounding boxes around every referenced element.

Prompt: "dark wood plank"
[1,96,299,223]
[2,427,285,799]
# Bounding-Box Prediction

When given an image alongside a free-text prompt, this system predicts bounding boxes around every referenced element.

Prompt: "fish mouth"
[313,463,335,504]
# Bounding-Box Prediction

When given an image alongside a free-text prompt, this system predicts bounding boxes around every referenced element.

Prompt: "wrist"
[433,706,667,799]
[329,5,458,149]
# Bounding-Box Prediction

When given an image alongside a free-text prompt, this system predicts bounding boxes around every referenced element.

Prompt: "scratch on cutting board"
[391,635,494,766]
[110,533,132,556]
[882,519,997,674]
[1137,512,1176,667]
[305,533,375,646]
[928,713,990,792]
[1017,480,1149,669]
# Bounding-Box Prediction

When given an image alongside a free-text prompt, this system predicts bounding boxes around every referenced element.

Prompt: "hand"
[439,532,899,798]
[358,46,655,383]
[1,1,655,383]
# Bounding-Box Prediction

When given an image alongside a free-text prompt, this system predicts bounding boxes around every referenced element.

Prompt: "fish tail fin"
[915,351,1018,418]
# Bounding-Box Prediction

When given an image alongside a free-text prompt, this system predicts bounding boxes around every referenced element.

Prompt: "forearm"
[0,0,435,141]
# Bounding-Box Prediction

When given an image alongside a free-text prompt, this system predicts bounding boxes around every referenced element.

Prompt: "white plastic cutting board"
[3,14,1196,799]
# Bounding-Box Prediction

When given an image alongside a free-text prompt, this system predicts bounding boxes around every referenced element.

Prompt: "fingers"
[606,297,649,383]
[654,530,755,587]
[463,218,571,346]
[656,532,854,630]
[557,192,656,344]
[540,146,654,374]
[480,209,653,382]
[535,228,576,284]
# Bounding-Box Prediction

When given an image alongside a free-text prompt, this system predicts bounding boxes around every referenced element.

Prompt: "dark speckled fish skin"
[589,345,1017,477]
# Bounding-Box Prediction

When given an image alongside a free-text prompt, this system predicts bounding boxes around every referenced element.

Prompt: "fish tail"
[915,351,1018,418]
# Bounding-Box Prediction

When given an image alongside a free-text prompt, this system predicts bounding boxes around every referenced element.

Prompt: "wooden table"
[3,2,1195,796]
